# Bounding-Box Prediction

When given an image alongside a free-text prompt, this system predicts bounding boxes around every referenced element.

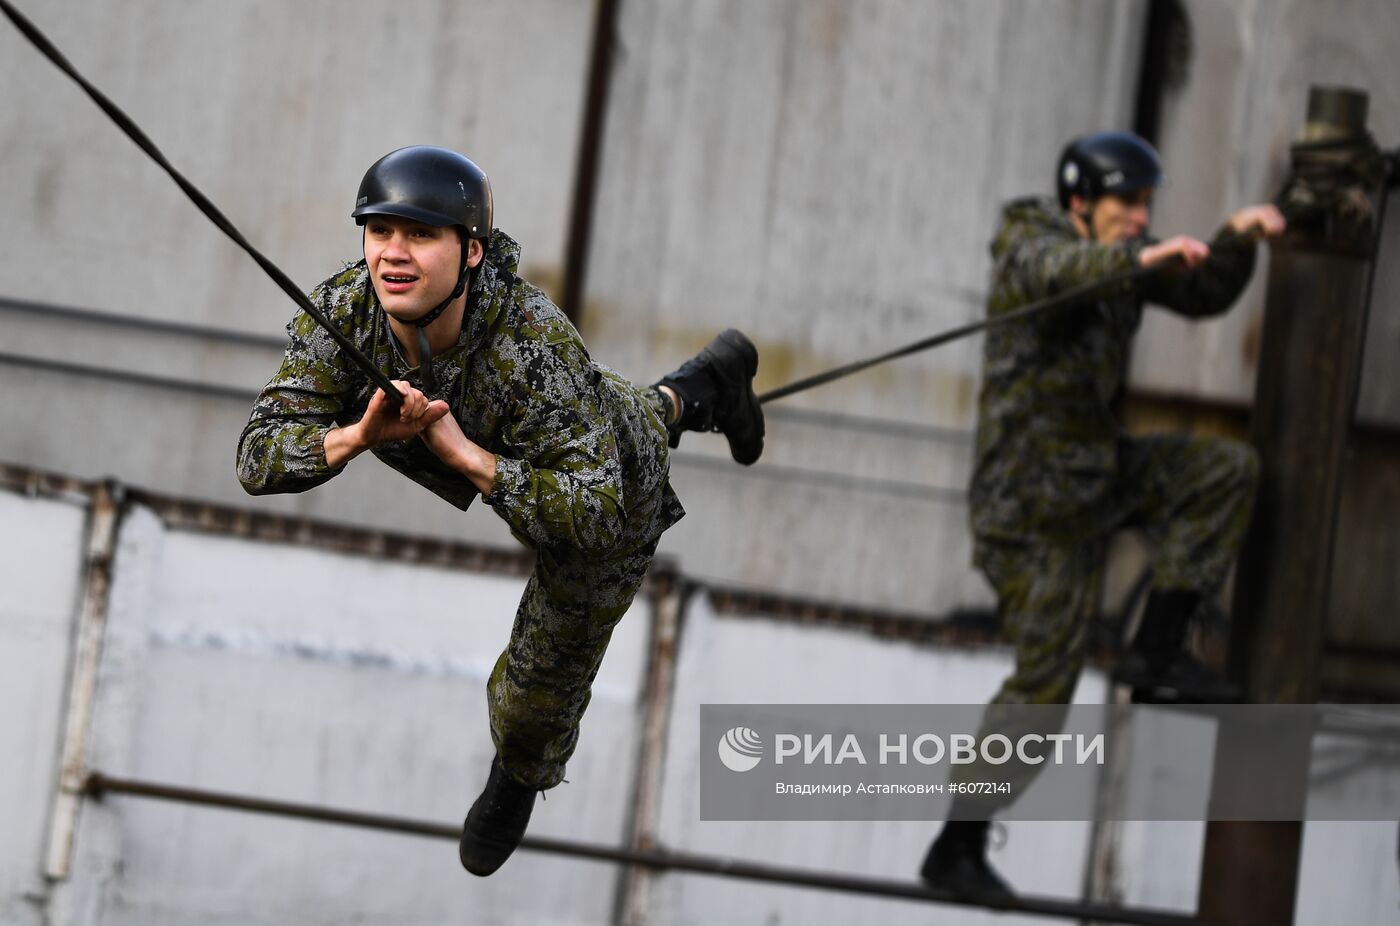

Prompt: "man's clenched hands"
[419,412,499,496]
[325,380,449,469]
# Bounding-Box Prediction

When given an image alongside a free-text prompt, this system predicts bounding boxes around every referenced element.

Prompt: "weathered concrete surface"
[0,0,591,331]
[0,0,589,560]
[49,505,650,925]
[0,493,87,926]
[644,595,1110,926]
[5,484,1397,925]
[4,0,1397,615]
[1133,0,1400,419]
[1128,1,1400,698]
[584,0,1148,607]
[0,0,1150,614]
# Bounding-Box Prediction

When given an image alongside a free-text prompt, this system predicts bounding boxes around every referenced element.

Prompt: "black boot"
[919,820,1014,899]
[656,329,765,464]
[1113,589,1243,703]
[459,758,537,877]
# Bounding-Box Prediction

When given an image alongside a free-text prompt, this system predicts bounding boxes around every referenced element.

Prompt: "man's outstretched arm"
[1142,204,1286,318]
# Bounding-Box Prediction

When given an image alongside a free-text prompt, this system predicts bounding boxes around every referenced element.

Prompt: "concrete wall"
[6,485,1396,924]
[0,0,590,328]
[0,0,1152,614]
[1123,0,1400,669]
[583,0,1148,608]
[0,492,87,926]
[36,498,652,925]
[0,0,592,555]
[3,0,1398,616]
[3,2,1400,920]
[1132,0,1400,415]
[642,596,1108,926]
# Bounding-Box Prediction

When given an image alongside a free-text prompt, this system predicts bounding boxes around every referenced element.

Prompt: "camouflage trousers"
[486,388,673,790]
[486,538,658,789]
[954,433,1259,811]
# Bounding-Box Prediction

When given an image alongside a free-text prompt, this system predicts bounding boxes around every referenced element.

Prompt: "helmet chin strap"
[410,228,471,394]
[1077,204,1098,242]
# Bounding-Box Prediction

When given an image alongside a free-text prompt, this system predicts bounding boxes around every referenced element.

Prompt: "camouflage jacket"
[237,229,684,556]
[969,197,1256,542]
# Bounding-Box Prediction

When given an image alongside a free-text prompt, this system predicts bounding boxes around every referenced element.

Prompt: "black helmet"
[353,146,492,394]
[352,146,492,238]
[1056,132,1164,209]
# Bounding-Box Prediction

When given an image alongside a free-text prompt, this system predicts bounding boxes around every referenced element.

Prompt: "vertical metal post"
[614,565,685,926]
[1198,86,1393,926]
[562,0,622,323]
[1082,692,1136,909]
[43,480,123,879]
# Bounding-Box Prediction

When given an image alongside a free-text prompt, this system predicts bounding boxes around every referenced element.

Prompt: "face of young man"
[362,215,482,321]
[1084,188,1153,244]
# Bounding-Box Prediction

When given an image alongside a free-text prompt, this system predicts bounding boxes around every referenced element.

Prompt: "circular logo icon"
[1062,161,1079,187]
[717,726,764,772]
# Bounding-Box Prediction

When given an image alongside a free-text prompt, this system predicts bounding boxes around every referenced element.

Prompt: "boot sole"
[710,329,764,465]
[919,867,1015,900]
[459,828,516,877]
[458,765,535,877]
[1114,665,1245,704]
[1128,685,1245,705]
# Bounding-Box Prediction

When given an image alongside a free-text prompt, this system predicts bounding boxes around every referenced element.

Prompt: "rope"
[2,0,1286,414]
[758,226,1268,405]
[0,0,405,405]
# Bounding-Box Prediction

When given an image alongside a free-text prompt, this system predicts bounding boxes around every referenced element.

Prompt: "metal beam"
[84,773,1212,926]
[615,568,686,926]
[43,482,122,879]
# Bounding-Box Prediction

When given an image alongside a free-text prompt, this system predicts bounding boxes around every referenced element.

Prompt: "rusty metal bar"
[615,570,686,926]
[126,487,540,580]
[705,585,1137,668]
[8,461,1399,703]
[0,463,93,506]
[43,482,123,879]
[83,773,1211,925]
[0,464,541,580]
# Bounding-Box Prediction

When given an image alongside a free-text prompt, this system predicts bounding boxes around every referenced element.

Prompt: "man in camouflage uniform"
[237,146,764,876]
[918,132,1286,897]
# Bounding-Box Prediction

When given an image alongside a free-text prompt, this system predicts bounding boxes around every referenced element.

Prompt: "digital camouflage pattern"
[955,435,1258,810]
[970,197,1256,545]
[487,539,656,788]
[237,229,684,788]
[953,199,1261,810]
